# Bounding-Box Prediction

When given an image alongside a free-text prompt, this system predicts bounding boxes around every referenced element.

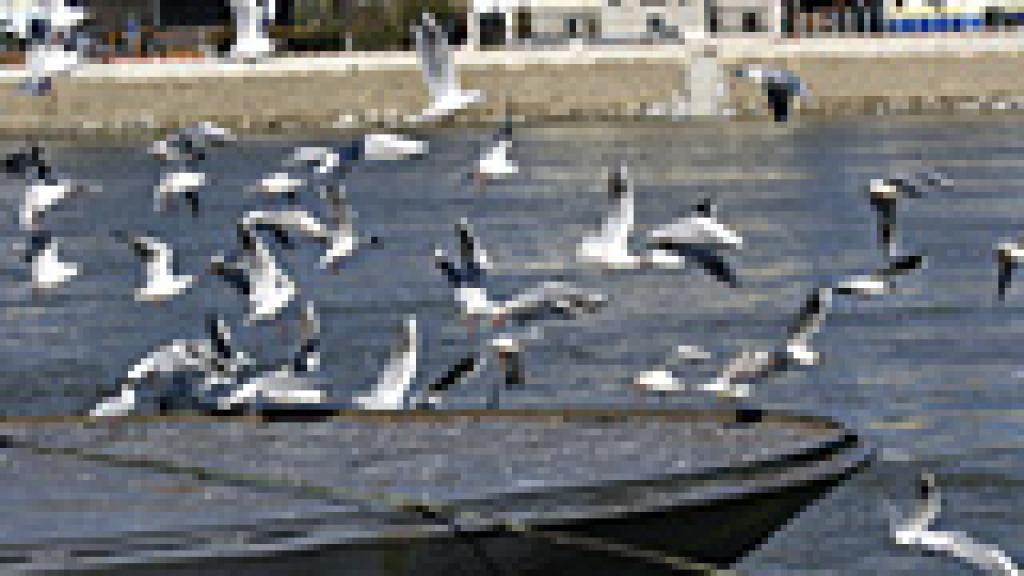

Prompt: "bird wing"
[879,253,926,279]
[916,530,1022,576]
[686,247,739,287]
[415,13,455,102]
[456,218,490,272]
[419,353,481,408]
[786,286,832,344]
[355,316,418,410]
[581,165,634,259]
[998,252,1015,301]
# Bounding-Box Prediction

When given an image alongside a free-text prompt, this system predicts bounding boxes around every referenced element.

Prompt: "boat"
[0,407,871,575]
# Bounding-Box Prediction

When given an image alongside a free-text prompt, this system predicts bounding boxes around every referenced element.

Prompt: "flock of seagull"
[0,4,1019,574]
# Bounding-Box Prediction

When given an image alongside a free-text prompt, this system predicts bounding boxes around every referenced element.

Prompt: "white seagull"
[113,232,195,302]
[150,122,234,215]
[316,182,380,270]
[89,314,246,417]
[468,123,518,190]
[2,1,88,96]
[228,0,276,60]
[577,163,684,269]
[867,169,949,254]
[835,253,927,298]
[360,133,428,161]
[435,218,606,328]
[352,315,419,410]
[632,344,713,393]
[646,198,744,286]
[6,144,93,230]
[252,146,340,201]
[890,472,1020,576]
[997,239,1024,301]
[733,65,811,123]
[215,301,326,412]
[410,12,484,123]
[25,230,79,291]
[209,225,297,324]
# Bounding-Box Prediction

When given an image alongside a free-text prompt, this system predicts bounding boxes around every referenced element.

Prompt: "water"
[1,115,1022,573]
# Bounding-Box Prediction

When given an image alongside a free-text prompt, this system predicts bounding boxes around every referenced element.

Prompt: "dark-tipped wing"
[785,286,831,342]
[687,247,739,287]
[869,195,895,249]
[879,253,925,278]
[998,253,1015,301]
[456,218,489,273]
[419,353,480,408]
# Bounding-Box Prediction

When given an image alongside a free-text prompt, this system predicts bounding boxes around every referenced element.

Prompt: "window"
[565,17,579,37]
[647,14,666,34]
[742,11,758,31]
[608,0,621,7]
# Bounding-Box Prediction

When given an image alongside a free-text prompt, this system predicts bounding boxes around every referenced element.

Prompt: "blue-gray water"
[1,115,1022,574]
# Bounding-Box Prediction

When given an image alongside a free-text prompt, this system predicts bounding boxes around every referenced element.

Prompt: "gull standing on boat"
[646,198,744,286]
[410,12,484,123]
[577,163,684,269]
[352,316,419,410]
[112,232,195,303]
[866,170,949,254]
[24,229,79,291]
[151,122,235,215]
[89,314,248,416]
[209,224,297,324]
[733,65,810,123]
[229,0,276,60]
[890,472,1020,576]
[215,301,326,411]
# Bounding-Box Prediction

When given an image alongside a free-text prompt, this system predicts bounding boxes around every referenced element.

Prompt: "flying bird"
[410,13,484,123]
[866,170,949,254]
[890,472,1020,576]
[112,232,195,302]
[996,239,1024,301]
[733,65,811,123]
[150,122,234,215]
[835,253,926,297]
[435,218,606,329]
[25,230,79,291]
[209,225,297,324]
[2,1,88,96]
[214,301,326,412]
[646,198,744,286]
[577,163,685,269]
[468,122,518,191]
[352,315,419,410]
[89,314,247,417]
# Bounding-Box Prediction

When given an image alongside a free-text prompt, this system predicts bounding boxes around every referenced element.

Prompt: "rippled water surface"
[1,115,1022,574]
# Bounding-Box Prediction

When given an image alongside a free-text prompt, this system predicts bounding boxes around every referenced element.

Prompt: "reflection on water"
[0,115,1021,573]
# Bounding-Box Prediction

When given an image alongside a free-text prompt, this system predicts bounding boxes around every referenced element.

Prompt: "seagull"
[867,170,949,254]
[436,218,607,327]
[239,190,377,270]
[214,301,326,412]
[359,133,428,161]
[410,12,484,123]
[252,146,341,201]
[4,144,50,182]
[209,225,297,324]
[19,171,92,231]
[733,65,811,123]
[25,230,79,291]
[316,182,380,270]
[151,122,234,215]
[412,326,541,410]
[2,1,88,96]
[89,314,247,417]
[890,472,1020,576]
[112,232,195,303]
[996,239,1024,301]
[228,0,276,60]
[577,163,685,269]
[835,253,927,298]
[632,344,713,393]
[468,122,518,191]
[352,315,419,410]
[646,198,744,286]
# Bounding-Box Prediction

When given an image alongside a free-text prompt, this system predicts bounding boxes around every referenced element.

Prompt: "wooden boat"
[0,407,871,575]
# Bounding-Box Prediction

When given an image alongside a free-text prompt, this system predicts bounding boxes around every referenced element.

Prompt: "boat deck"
[0,409,870,574]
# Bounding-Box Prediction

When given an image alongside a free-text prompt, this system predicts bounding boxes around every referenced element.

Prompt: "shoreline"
[4,36,1024,138]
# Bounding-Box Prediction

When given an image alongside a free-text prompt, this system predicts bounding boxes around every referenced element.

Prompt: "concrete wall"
[3,37,1024,136]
